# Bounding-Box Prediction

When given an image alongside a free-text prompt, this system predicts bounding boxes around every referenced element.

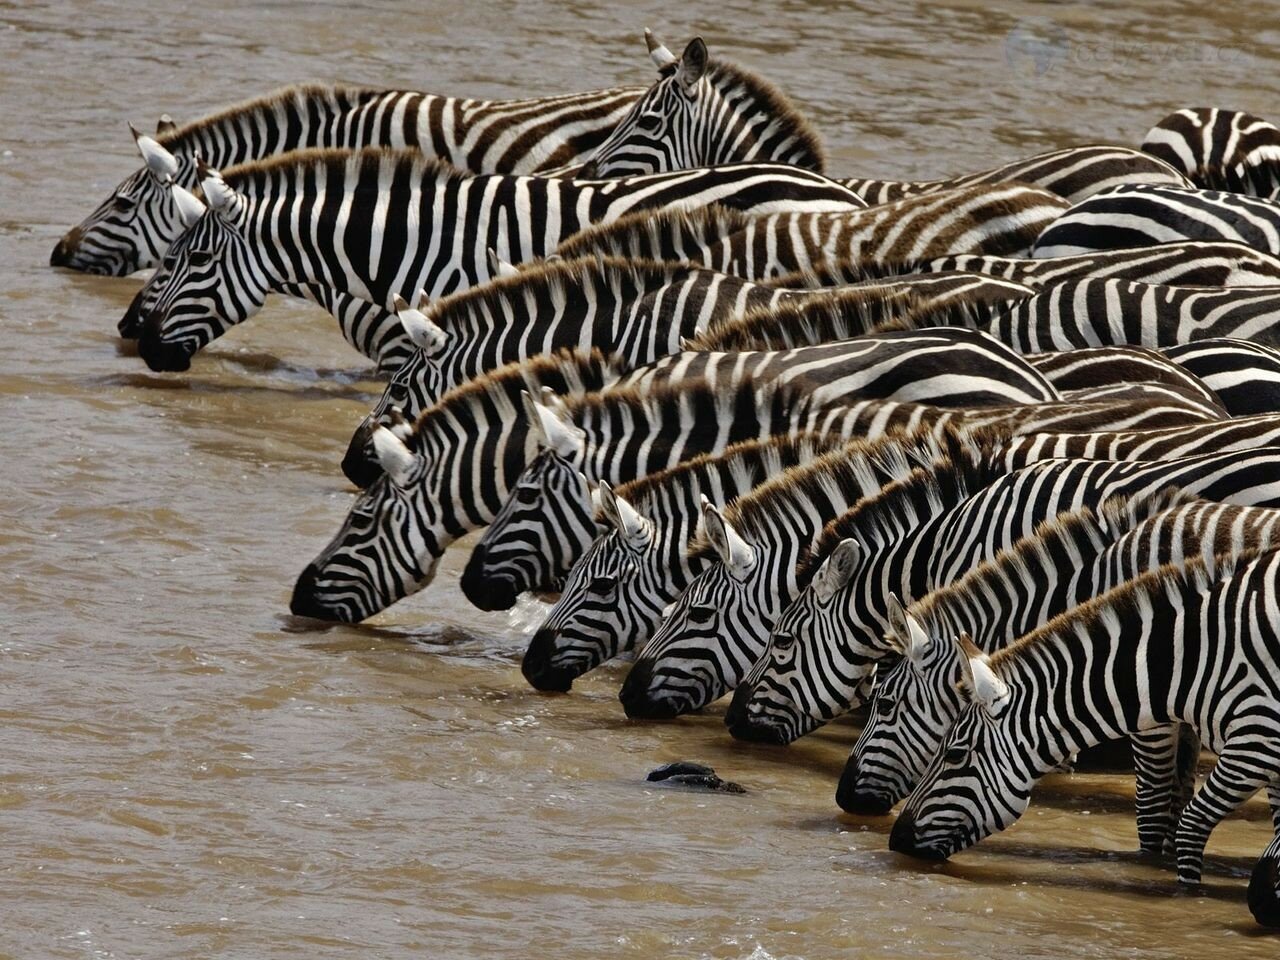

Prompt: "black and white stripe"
[1142,108,1280,198]
[132,149,866,371]
[889,547,1280,907]
[52,81,648,276]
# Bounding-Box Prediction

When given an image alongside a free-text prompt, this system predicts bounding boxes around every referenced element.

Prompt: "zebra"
[466,389,1225,620]
[131,149,867,372]
[1141,108,1280,198]
[1024,346,1227,418]
[994,413,1280,463]
[522,432,848,690]
[887,548,1280,926]
[1163,339,1280,416]
[838,145,1192,206]
[458,326,1061,606]
[552,184,1071,277]
[843,491,1280,837]
[764,240,1280,291]
[948,277,1280,354]
[578,32,824,178]
[521,393,1223,691]
[1031,183,1280,259]
[51,81,648,276]
[342,262,1035,487]
[727,445,1280,745]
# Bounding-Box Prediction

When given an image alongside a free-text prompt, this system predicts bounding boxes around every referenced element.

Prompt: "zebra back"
[1161,339,1280,416]
[1031,183,1280,258]
[765,240,1280,290]
[839,144,1191,205]
[1141,108,1280,198]
[996,413,1280,463]
[1026,346,1227,416]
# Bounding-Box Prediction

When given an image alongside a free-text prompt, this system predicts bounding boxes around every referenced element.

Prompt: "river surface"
[4,1,1280,957]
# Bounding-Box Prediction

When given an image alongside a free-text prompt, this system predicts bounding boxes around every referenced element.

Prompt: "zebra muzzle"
[460,544,520,611]
[887,810,949,861]
[835,760,895,816]
[521,629,577,692]
[723,682,786,744]
[137,313,195,372]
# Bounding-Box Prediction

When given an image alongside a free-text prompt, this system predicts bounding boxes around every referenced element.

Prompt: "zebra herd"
[55,29,1280,930]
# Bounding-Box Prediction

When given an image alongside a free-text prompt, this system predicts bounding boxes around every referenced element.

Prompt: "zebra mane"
[219,146,465,194]
[795,431,1002,581]
[767,257,927,288]
[1195,158,1280,197]
[423,254,694,326]
[908,488,1196,641]
[609,431,845,519]
[153,83,388,151]
[686,285,922,351]
[406,347,627,446]
[561,373,809,453]
[989,546,1273,670]
[552,202,753,261]
[700,58,826,173]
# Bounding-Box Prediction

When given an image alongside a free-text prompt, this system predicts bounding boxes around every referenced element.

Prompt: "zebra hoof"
[460,544,519,611]
[521,629,576,692]
[1248,853,1280,927]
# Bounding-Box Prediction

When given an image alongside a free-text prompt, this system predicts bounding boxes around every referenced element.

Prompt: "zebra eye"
[687,604,717,625]
[514,485,540,504]
[943,745,968,766]
[875,696,895,717]
[113,194,137,211]
[161,253,177,269]
[588,575,618,596]
[772,631,795,650]
[188,249,216,267]
[387,381,408,403]
[636,114,663,133]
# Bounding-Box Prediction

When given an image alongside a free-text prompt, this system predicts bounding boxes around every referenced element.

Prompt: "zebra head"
[838,597,965,814]
[725,537,881,744]
[890,634,1031,860]
[291,427,442,623]
[617,497,767,719]
[118,182,206,339]
[137,164,270,372]
[459,394,595,611]
[52,119,194,276]
[578,34,710,178]
[522,483,656,692]
[343,297,453,487]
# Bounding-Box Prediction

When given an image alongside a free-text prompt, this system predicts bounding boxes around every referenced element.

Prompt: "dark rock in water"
[646,761,746,794]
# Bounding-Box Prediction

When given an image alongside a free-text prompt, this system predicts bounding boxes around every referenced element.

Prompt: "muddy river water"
[4,0,1280,956]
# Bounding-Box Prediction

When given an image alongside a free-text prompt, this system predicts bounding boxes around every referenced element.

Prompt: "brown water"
[5,0,1280,956]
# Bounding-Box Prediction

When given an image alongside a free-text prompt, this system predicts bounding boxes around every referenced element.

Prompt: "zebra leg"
[1247,784,1280,927]
[1130,725,1182,855]
[1172,747,1272,885]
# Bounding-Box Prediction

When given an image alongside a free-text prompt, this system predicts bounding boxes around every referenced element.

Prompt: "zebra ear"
[131,123,179,180]
[700,496,755,578]
[676,37,709,95]
[198,160,239,215]
[486,248,520,279]
[644,28,678,71]
[813,538,861,603]
[521,390,584,458]
[599,481,652,547]
[372,426,418,486]
[171,183,206,228]
[155,114,178,136]
[393,294,449,356]
[956,632,1009,713]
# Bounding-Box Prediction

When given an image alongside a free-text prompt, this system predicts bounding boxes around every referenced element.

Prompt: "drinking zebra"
[1142,108,1280,198]
[888,549,1280,928]
[1031,184,1280,258]
[552,184,1071,277]
[843,492,1280,835]
[729,443,1280,744]
[51,81,647,275]
[131,150,866,371]
[520,397,1222,691]
[471,377,1230,623]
